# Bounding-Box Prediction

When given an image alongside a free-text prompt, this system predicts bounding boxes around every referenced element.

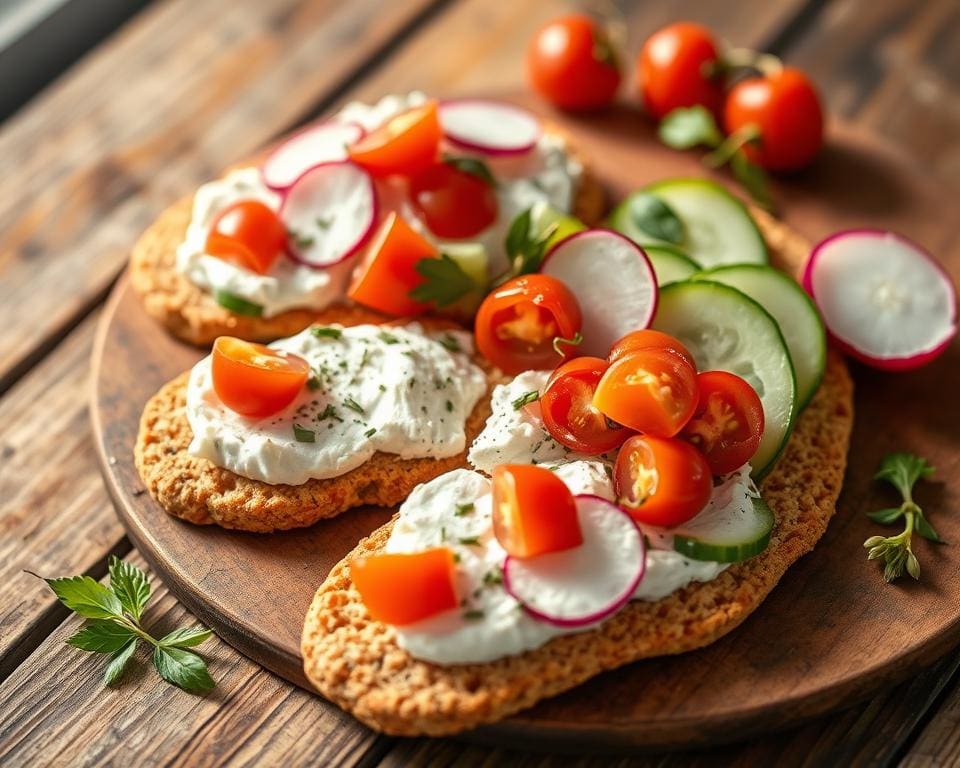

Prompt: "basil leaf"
[866,507,904,525]
[104,639,138,686]
[45,575,123,620]
[627,193,685,245]
[67,620,136,653]
[108,556,151,622]
[658,106,723,149]
[153,646,215,694]
[159,626,213,649]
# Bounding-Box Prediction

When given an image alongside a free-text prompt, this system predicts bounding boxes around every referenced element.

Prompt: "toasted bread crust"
[300,213,855,736]
[130,131,605,346]
[134,307,494,532]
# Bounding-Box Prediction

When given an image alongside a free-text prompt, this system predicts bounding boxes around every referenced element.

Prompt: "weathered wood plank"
[0,553,378,767]
[903,673,960,767]
[0,0,445,393]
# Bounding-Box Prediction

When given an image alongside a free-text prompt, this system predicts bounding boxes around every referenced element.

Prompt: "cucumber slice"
[653,281,796,478]
[693,265,826,410]
[644,245,700,286]
[214,289,264,317]
[529,200,586,250]
[674,497,774,563]
[610,179,767,267]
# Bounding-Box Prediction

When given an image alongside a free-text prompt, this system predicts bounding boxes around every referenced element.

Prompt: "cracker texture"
[300,215,855,736]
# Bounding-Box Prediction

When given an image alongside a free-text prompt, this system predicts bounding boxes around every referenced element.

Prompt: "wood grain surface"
[91,96,960,749]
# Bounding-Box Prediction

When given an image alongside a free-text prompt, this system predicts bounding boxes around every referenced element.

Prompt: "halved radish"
[803,229,957,371]
[439,99,541,156]
[540,229,658,357]
[503,495,645,628]
[261,122,365,191]
[279,161,377,269]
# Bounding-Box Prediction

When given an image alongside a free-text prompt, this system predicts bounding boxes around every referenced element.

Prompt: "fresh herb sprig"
[30,557,215,692]
[495,208,558,285]
[863,452,942,582]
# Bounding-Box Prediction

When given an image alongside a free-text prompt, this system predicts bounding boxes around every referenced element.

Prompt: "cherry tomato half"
[348,101,442,177]
[205,200,287,275]
[409,162,498,239]
[492,464,582,557]
[608,328,696,370]
[592,348,698,437]
[724,68,823,171]
[680,371,764,475]
[347,212,438,317]
[540,356,633,454]
[351,548,458,626]
[211,336,309,418]
[638,22,723,120]
[614,435,712,527]
[474,274,582,375]
[527,14,621,111]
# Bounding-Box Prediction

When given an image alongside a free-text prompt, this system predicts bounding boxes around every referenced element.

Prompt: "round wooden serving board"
[91,97,960,751]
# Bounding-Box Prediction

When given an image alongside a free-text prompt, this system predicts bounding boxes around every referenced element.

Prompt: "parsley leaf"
[109,556,150,622]
[43,575,123,620]
[409,254,479,307]
[153,646,215,694]
[67,620,136,653]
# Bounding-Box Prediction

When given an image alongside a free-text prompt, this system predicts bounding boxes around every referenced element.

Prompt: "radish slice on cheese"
[261,122,365,191]
[803,229,957,371]
[503,495,645,628]
[439,99,541,156]
[540,229,658,356]
[280,160,377,269]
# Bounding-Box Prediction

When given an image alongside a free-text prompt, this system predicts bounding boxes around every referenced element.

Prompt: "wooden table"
[1,0,958,764]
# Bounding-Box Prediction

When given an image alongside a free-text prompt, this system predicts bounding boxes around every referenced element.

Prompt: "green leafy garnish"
[343,396,365,415]
[311,326,343,340]
[455,502,475,516]
[32,557,214,692]
[626,193,685,245]
[288,228,314,249]
[378,331,399,344]
[317,404,342,422]
[293,423,316,442]
[364,427,377,438]
[552,331,583,357]
[438,333,461,352]
[657,105,724,149]
[462,609,485,621]
[443,155,496,187]
[511,390,540,410]
[458,536,482,547]
[213,290,263,317]
[863,452,942,582]
[409,254,479,307]
[497,208,557,284]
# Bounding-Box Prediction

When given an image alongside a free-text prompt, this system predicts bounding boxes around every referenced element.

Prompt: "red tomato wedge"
[347,212,438,317]
[492,465,582,558]
[350,548,459,626]
[608,328,696,370]
[211,336,309,418]
[409,161,498,239]
[474,274,582,375]
[614,435,712,527]
[592,348,698,437]
[680,371,764,475]
[205,200,287,275]
[540,356,633,454]
[347,101,442,177]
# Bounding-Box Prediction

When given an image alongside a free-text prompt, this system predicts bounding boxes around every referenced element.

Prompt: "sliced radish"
[261,122,365,191]
[503,495,645,628]
[439,99,541,156]
[279,161,377,269]
[803,229,957,371]
[540,229,658,357]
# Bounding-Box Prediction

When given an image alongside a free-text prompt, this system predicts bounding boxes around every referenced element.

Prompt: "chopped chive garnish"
[438,333,461,352]
[293,423,315,442]
[317,404,342,422]
[378,331,399,344]
[440,526,447,543]
[458,536,482,547]
[445,400,453,412]
[511,390,540,410]
[307,372,323,391]
[364,427,376,438]
[482,568,503,586]
[454,503,474,516]
[311,326,343,339]
[213,289,263,317]
[343,396,364,415]
[359,348,370,368]
[288,229,314,248]
[379,384,386,392]
[462,610,485,621]
[315,216,332,230]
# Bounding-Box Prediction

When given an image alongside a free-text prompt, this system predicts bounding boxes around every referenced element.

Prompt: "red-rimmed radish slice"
[439,99,542,156]
[803,229,957,371]
[262,122,365,191]
[502,494,645,628]
[279,161,377,269]
[540,229,658,357]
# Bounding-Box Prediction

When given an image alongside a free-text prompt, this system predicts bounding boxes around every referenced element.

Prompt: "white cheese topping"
[388,460,728,665]
[186,324,486,485]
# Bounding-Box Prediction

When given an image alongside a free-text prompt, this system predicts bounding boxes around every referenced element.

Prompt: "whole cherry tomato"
[724,68,823,171]
[540,356,633,454]
[348,101,442,177]
[614,435,712,527]
[608,328,696,370]
[409,162,498,239]
[351,548,459,626]
[527,14,621,111]
[205,200,287,275]
[474,274,582,375]
[592,348,699,437]
[680,371,764,475]
[211,336,310,418]
[638,22,723,120]
[492,464,582,558]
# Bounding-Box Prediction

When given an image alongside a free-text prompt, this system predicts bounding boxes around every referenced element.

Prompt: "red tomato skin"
[724,68,823,171]
[680,371,764,475]
[492,465,582,557]
[638,22,723,120]
[205,200,287,275]
[211,337,310,418]
[409,163,498,239]
[614,435,712,527]
[540,356,633,454]
[608,329,697,370]
[350,549,459,626]
[527,14,621,111]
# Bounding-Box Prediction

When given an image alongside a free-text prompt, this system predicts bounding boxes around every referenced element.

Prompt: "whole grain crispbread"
[300,211,855,736]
